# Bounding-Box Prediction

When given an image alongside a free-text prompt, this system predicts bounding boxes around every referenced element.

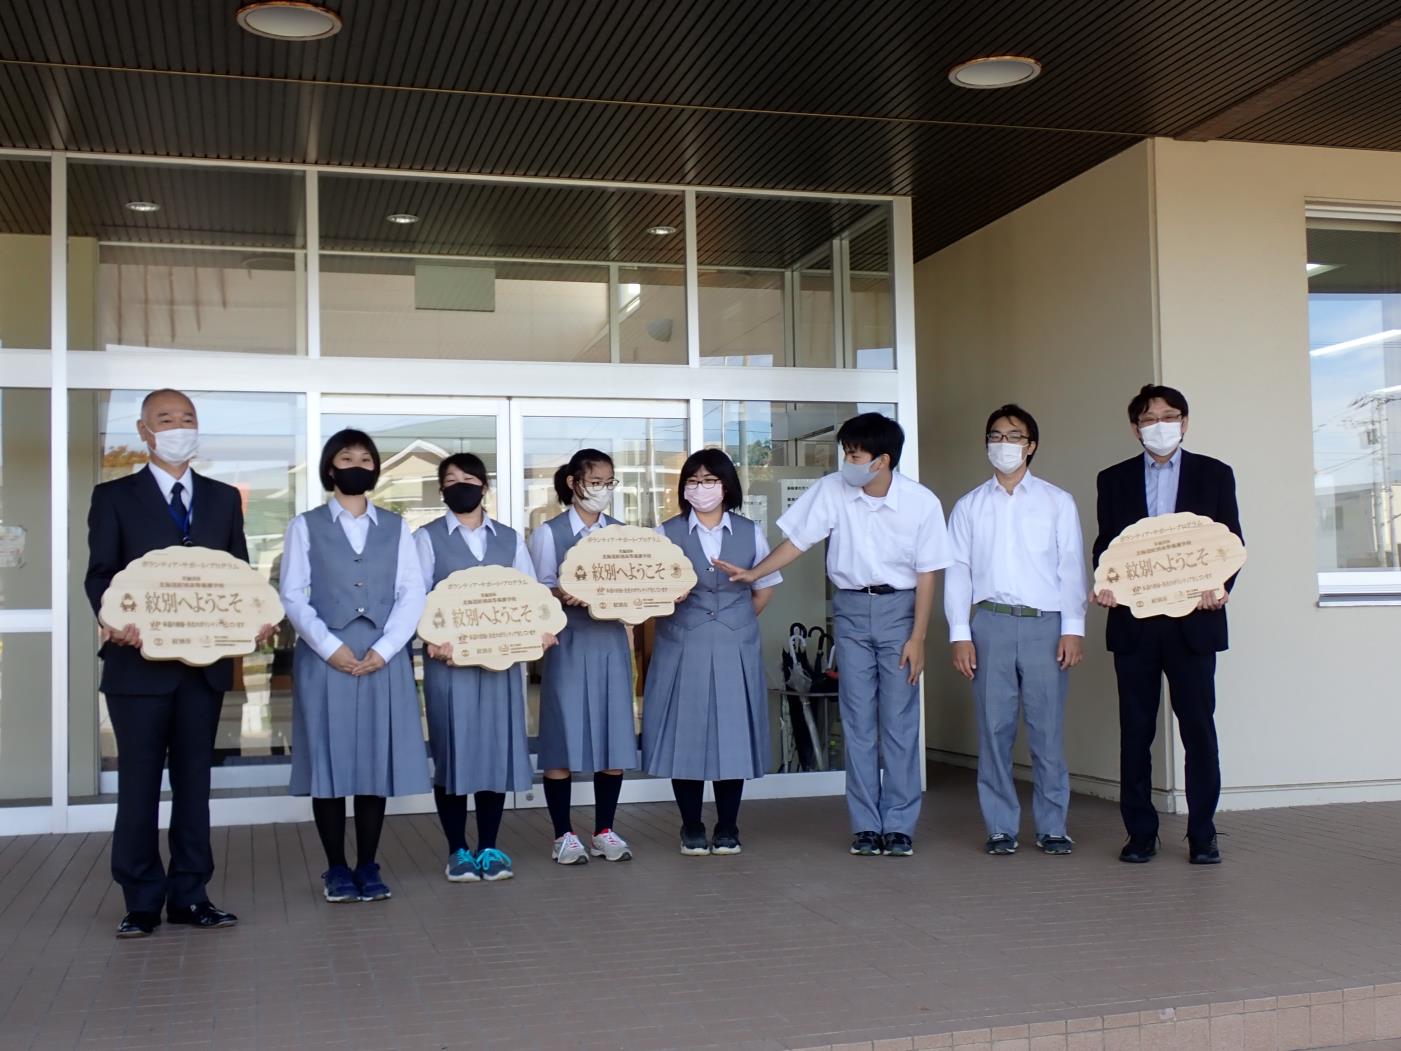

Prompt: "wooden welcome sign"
[99,546,284,665]
[1094,512,1247,618]
[418,565,567,670]
[559,525,698,624]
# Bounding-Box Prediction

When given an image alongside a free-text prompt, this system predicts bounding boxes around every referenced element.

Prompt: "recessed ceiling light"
[236,1,343,41]
[645,225,677,236]
[948,55,1042,89]
[124,201,161,213]
[385,213,420,225]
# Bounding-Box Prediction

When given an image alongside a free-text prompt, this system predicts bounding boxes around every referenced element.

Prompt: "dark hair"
[438,452,490,489]
[319,429,381,491]
[552,448,615,505]
[836,412,904,468]
[1127,384,1189,424]
[678,448,743,514]
[984,404,1040,463]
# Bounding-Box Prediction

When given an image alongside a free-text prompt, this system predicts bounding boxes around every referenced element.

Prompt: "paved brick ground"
[2,766,1400,1050]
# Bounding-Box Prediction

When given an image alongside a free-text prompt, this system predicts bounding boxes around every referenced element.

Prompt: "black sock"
[353,795,387,869]
[713,779,744,834]
[593,771,623,835]
[672,779,704,829]
[312,797,347,869]
[475,791,506,850]
[543,776,572,838]
[433,785,469,854]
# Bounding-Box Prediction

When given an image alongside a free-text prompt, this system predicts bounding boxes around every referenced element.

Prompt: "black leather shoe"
[849,831,883,856]
[167,901,239,929]
[1188,835,1222,865]
[1119,836,1158,863]
[116,911,161,938]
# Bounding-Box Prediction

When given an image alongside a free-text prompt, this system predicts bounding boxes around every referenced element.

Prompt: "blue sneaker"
[477,848,514,881]
[322,865,359,903]
[353,862,392,902]
[445,848,480,883]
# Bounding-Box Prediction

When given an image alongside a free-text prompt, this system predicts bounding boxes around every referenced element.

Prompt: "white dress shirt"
[776,470,952,591]
[414,512,537,593]
[146,462,194,522]
[943,471,1088,642]
[653,511,783,590]
[279,499,427,663]
[527,506,614,587]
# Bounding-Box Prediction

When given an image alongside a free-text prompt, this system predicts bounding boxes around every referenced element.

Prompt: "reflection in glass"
[0,158,51,351]
[704,400,894,773]
[1306,219,1401,572]
[0,633,50,805]
[68,390,306,800]
[0,389,50,610]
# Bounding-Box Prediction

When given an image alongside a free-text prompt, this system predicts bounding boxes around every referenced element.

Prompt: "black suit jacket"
[1091,449,1242,655]
[84,467,251,694]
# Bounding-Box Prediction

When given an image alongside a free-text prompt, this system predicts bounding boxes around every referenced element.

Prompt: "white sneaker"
[590,828,633,862]
[551,832,589,865]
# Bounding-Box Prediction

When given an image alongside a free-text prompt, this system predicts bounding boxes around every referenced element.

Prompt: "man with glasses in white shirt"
[945,405,1086,857]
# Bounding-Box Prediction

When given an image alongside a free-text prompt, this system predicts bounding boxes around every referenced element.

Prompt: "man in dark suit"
[85,388,272,937]
[1092,384,1242,866]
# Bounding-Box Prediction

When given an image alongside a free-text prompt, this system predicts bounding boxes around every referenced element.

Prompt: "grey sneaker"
[1037,835,1073,856]
[552,832,589,865]
[985,833,1018,855]
[590,829,633,862]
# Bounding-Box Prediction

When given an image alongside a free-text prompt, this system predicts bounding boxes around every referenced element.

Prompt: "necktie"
[169,481,190,538]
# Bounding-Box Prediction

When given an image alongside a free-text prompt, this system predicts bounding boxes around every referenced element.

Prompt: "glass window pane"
[0,633,50,805]
[319,176,685,363]
[68,390,305,801]
[0,158,50,351]
[67,162,306,354]
[0,389,50,609]
[704,400,894,774]
[1306,219,1401,573]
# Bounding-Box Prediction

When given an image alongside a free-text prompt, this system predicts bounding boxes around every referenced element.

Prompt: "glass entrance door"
[509,399,689,806]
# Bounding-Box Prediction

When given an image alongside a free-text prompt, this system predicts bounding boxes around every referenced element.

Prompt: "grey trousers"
[970,607,1070,839]
[833,588,922,836]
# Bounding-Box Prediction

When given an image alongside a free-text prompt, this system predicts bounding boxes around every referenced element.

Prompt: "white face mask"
[575,485,613,516]
[840,457,879,489]
[987,442,1025,475]
[150,427,199,465]
[1139,421,1183,458]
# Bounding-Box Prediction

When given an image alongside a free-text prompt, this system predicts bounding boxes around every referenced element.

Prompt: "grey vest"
[662,513,758,632]
[546,510,622,627]
[304,503,402,631]
[423,515,518,586]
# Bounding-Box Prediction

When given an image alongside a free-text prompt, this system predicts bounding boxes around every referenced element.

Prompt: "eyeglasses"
[986,432,1030,445]
[581,479,618,491]
[1136,413,1184,426]
[683,478,722,490]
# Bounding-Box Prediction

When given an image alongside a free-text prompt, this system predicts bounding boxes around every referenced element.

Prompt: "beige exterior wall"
[1153,138,1396,805]
[914,141,1161,797]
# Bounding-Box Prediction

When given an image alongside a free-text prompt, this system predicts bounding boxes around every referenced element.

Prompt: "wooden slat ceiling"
[2,0,1401,260]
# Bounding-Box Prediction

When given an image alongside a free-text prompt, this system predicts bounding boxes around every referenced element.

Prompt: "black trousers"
[1114,617,1221,843]
[106,669,224,913]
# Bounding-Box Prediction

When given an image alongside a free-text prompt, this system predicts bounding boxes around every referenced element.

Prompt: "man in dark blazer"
[1092,384,1242,866]
[85,388,272,937]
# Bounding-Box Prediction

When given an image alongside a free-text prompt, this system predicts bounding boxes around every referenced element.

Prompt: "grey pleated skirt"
[423,660,532,794]
[289,617,431,798]
[537,609,637,774]
[641,618,770,781]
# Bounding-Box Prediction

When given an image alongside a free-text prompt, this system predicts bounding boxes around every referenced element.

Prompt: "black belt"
[842,584,903,595]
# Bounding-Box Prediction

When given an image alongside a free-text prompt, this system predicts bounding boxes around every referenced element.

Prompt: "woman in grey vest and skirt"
[415,453,552,884]
[642,449,781,856]
[281,430,431,904]
[526,449,638,866]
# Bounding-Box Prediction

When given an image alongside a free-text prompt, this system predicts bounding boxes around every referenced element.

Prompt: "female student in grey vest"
[415,453,552,883]
[642,449,781,855]
[526,448,638,866]
[280,429,430,904]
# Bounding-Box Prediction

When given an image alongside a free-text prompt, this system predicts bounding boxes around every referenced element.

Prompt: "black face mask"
[330,465,376,496]
[443,482,484,515]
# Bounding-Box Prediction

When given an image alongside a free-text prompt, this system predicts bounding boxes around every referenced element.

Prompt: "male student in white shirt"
[717,412,951,857]
[944,405,1087,857]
